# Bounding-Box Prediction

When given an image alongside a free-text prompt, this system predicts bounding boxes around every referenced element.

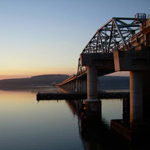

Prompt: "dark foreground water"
[0,89,148,150]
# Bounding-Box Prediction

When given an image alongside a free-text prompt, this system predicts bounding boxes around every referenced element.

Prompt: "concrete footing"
[111,119,150,142]
[84,100,101,115]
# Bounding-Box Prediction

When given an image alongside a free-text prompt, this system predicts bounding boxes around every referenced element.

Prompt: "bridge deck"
[36,91,129,101]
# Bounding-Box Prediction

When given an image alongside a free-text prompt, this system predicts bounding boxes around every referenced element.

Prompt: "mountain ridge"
[0,74,70,87]
[0,74,129,86]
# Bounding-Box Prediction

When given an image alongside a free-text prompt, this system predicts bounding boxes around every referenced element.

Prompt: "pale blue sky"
[0,0,149,79]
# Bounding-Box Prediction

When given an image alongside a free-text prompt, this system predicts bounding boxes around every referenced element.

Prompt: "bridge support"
[143,71,150,122]
[130,71,143,124]
[114,50,150,124]
[87,66,99,101]
[84,66,101,115]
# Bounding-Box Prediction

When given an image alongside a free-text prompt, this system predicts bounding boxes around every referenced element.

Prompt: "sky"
[0,0,149,79]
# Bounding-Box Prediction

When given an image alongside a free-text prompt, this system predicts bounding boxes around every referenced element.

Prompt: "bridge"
[56,13,150,135]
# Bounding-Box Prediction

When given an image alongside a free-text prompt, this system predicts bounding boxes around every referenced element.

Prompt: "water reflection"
[65,99,122,150]
[65,99,149,150]
[65,100,101,150]
[0,85,60,93]
[0,90,149,150]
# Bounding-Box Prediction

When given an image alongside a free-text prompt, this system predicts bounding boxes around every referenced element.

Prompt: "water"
[0,89,148,150]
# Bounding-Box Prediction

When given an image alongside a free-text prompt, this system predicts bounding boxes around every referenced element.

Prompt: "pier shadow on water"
[64,99,149,150]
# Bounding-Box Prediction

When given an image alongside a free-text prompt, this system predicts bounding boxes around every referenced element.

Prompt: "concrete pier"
[86,66,99,102]
[130,71,143,124]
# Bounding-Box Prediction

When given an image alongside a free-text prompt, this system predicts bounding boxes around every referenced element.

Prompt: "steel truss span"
[77,13,147,75]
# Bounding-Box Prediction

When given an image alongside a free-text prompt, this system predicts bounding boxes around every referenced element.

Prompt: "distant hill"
[0,74,129,91]
[0,74,70,90]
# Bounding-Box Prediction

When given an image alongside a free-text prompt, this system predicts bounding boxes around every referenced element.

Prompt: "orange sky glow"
[0,1,148,80]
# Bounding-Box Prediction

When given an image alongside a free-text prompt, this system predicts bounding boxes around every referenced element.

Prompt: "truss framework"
[77,14,147,75]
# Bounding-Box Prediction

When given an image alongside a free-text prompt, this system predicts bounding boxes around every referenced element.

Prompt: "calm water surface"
[0,89,147,150]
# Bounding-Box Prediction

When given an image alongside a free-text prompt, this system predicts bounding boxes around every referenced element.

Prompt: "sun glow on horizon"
[0,0,149,80]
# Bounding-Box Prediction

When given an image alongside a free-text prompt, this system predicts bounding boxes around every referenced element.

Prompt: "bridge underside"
[114,50,150,71]
[80,52,115,76]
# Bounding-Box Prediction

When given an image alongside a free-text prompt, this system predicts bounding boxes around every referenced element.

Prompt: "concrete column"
[130,71,143,124]
[86,66,99,102]
[71,82,73,92]
[143,71,150,98]
[73,81,76,92]
[143,71,150,122]
[83,80,87,92]
[83,66,101,116]
[80,81,83,92]
[78,80,81,93]
[82,81,84,92]
[85,81,87,92]
[76,79,80,92]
